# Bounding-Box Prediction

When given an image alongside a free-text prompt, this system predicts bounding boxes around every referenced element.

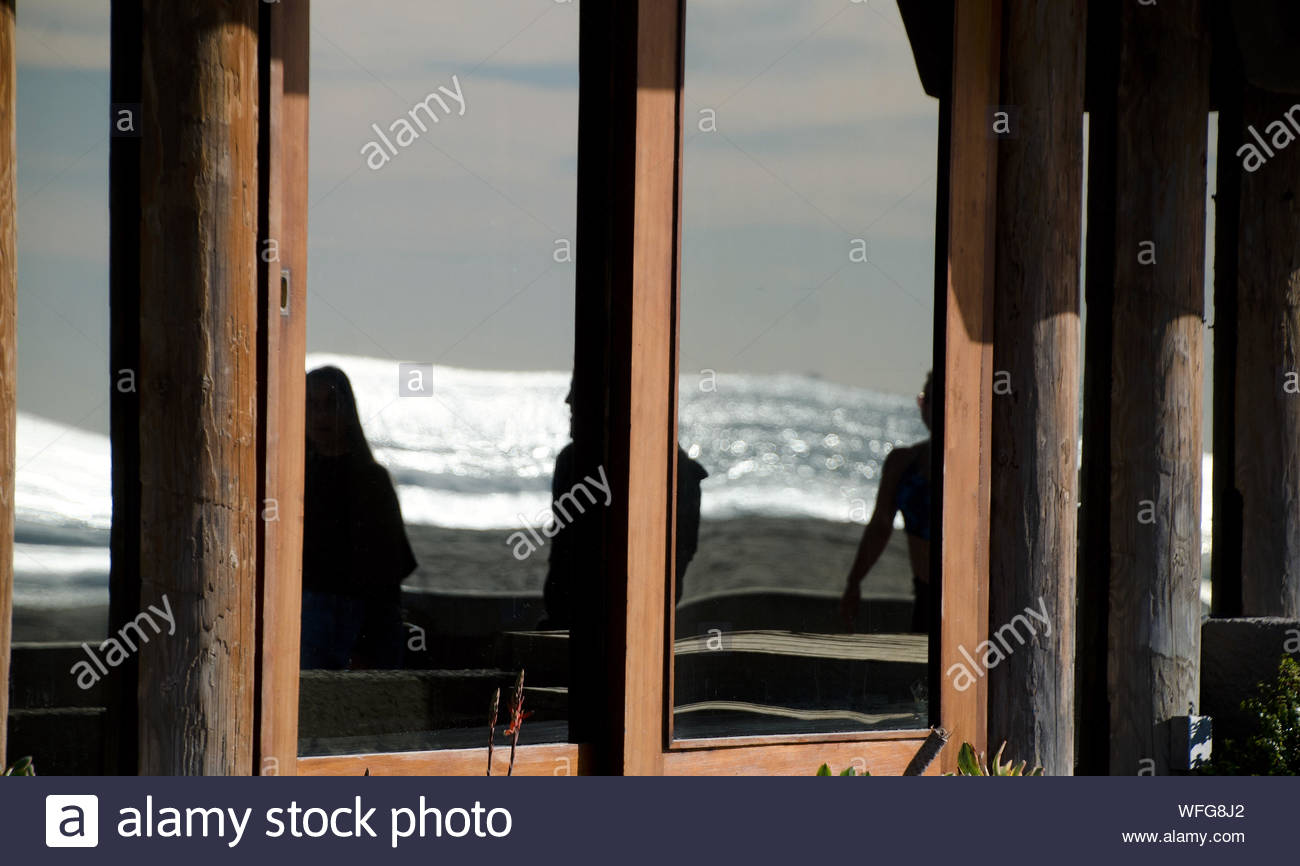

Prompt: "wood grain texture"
[1235,86,1300,618]
[988,0,1085,777]
[1106,0,1209,775]
[299,744,591,777]
[617,0,682,776]
[938,0,1000,774]
[664,737,936,776]
[260,0,309,777]
[668,728,927,752]
[137,0,260,775]
[0,0,14,769]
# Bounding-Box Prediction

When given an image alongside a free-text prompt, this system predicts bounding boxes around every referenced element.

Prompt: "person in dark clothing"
[840,371,934,634]
[539,383,708,629]
[301,366,417,669]
[673,449,709,604]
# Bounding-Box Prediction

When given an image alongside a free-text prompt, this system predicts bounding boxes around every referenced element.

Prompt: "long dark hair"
[306,366,376,463]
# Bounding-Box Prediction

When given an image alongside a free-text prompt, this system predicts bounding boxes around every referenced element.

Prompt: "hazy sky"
[13,0,1213,439]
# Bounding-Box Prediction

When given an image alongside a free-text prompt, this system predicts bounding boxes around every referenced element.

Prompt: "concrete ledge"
[1200,617,1300,743]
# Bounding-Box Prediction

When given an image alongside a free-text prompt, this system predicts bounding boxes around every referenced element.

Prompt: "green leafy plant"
[815,763,870,776]
[1209,656,1300,776]
[3,756,36,776]
[946,741,1043,776]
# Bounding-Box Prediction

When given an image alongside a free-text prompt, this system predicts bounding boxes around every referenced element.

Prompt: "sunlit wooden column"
[137,0,260,775]
[987,0,1086,777]
[0,0,16,768]
[938,0,1000,774]
[256,0,309,779]
[1102,0,1210,775]
[1233,86,1300,618]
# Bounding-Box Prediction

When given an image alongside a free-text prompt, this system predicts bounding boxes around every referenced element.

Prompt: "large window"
[670,0,941,741]
[297,0,580,758]
[7,0,113,775]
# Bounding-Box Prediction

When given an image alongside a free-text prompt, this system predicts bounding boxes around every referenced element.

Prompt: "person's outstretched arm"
[840,447,906,628]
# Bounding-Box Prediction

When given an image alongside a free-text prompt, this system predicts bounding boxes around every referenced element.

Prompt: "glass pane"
[672,0,939,740]
[9,0,113,774]
[299,0,579,758]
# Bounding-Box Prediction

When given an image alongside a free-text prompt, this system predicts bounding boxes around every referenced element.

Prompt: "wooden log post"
[137,0,260,775]
[0,0,15,769]
[1104,0,1210,775]
[1233,86,1300,618]
[987,0,1086,777]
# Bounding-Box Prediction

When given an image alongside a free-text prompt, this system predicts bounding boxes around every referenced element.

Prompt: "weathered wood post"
[988,0,1086,777]
[1232,86,1300,618]
[1100,0,1211,775]
[137,0,260,775]
[0,0,15,768]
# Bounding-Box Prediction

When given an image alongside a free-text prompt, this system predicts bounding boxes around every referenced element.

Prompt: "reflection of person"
[539,382,708,629]
[840,372,933,634]
[301,366,417,669]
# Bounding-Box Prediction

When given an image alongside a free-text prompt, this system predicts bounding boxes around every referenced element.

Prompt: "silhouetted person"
[301,366,417,669]
[539,383,707,628]
[840,372,933,634]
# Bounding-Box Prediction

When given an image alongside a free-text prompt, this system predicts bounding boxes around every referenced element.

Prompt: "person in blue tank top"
[840,371,933,634]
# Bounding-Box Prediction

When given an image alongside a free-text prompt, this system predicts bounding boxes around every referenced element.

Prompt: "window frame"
[38,0,993,778]
[648,0,1000,776]
[0,0,998,777]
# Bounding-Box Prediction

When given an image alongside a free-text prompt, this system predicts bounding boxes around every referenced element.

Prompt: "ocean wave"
[12,355,1218,590]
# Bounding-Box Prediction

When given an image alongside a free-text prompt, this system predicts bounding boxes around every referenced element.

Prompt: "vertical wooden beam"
[939,0,1000,774]
[619,0,681,776]
[1106,0,1210,776]
[137,0,260,775]
[987,0,1086,777]
[576,0,682,776]
[1234,85,1300,618]
[256,0,308,777]
[0,0,15,769]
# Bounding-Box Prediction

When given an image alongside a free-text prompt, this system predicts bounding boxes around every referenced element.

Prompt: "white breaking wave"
[12,355,1218,601]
